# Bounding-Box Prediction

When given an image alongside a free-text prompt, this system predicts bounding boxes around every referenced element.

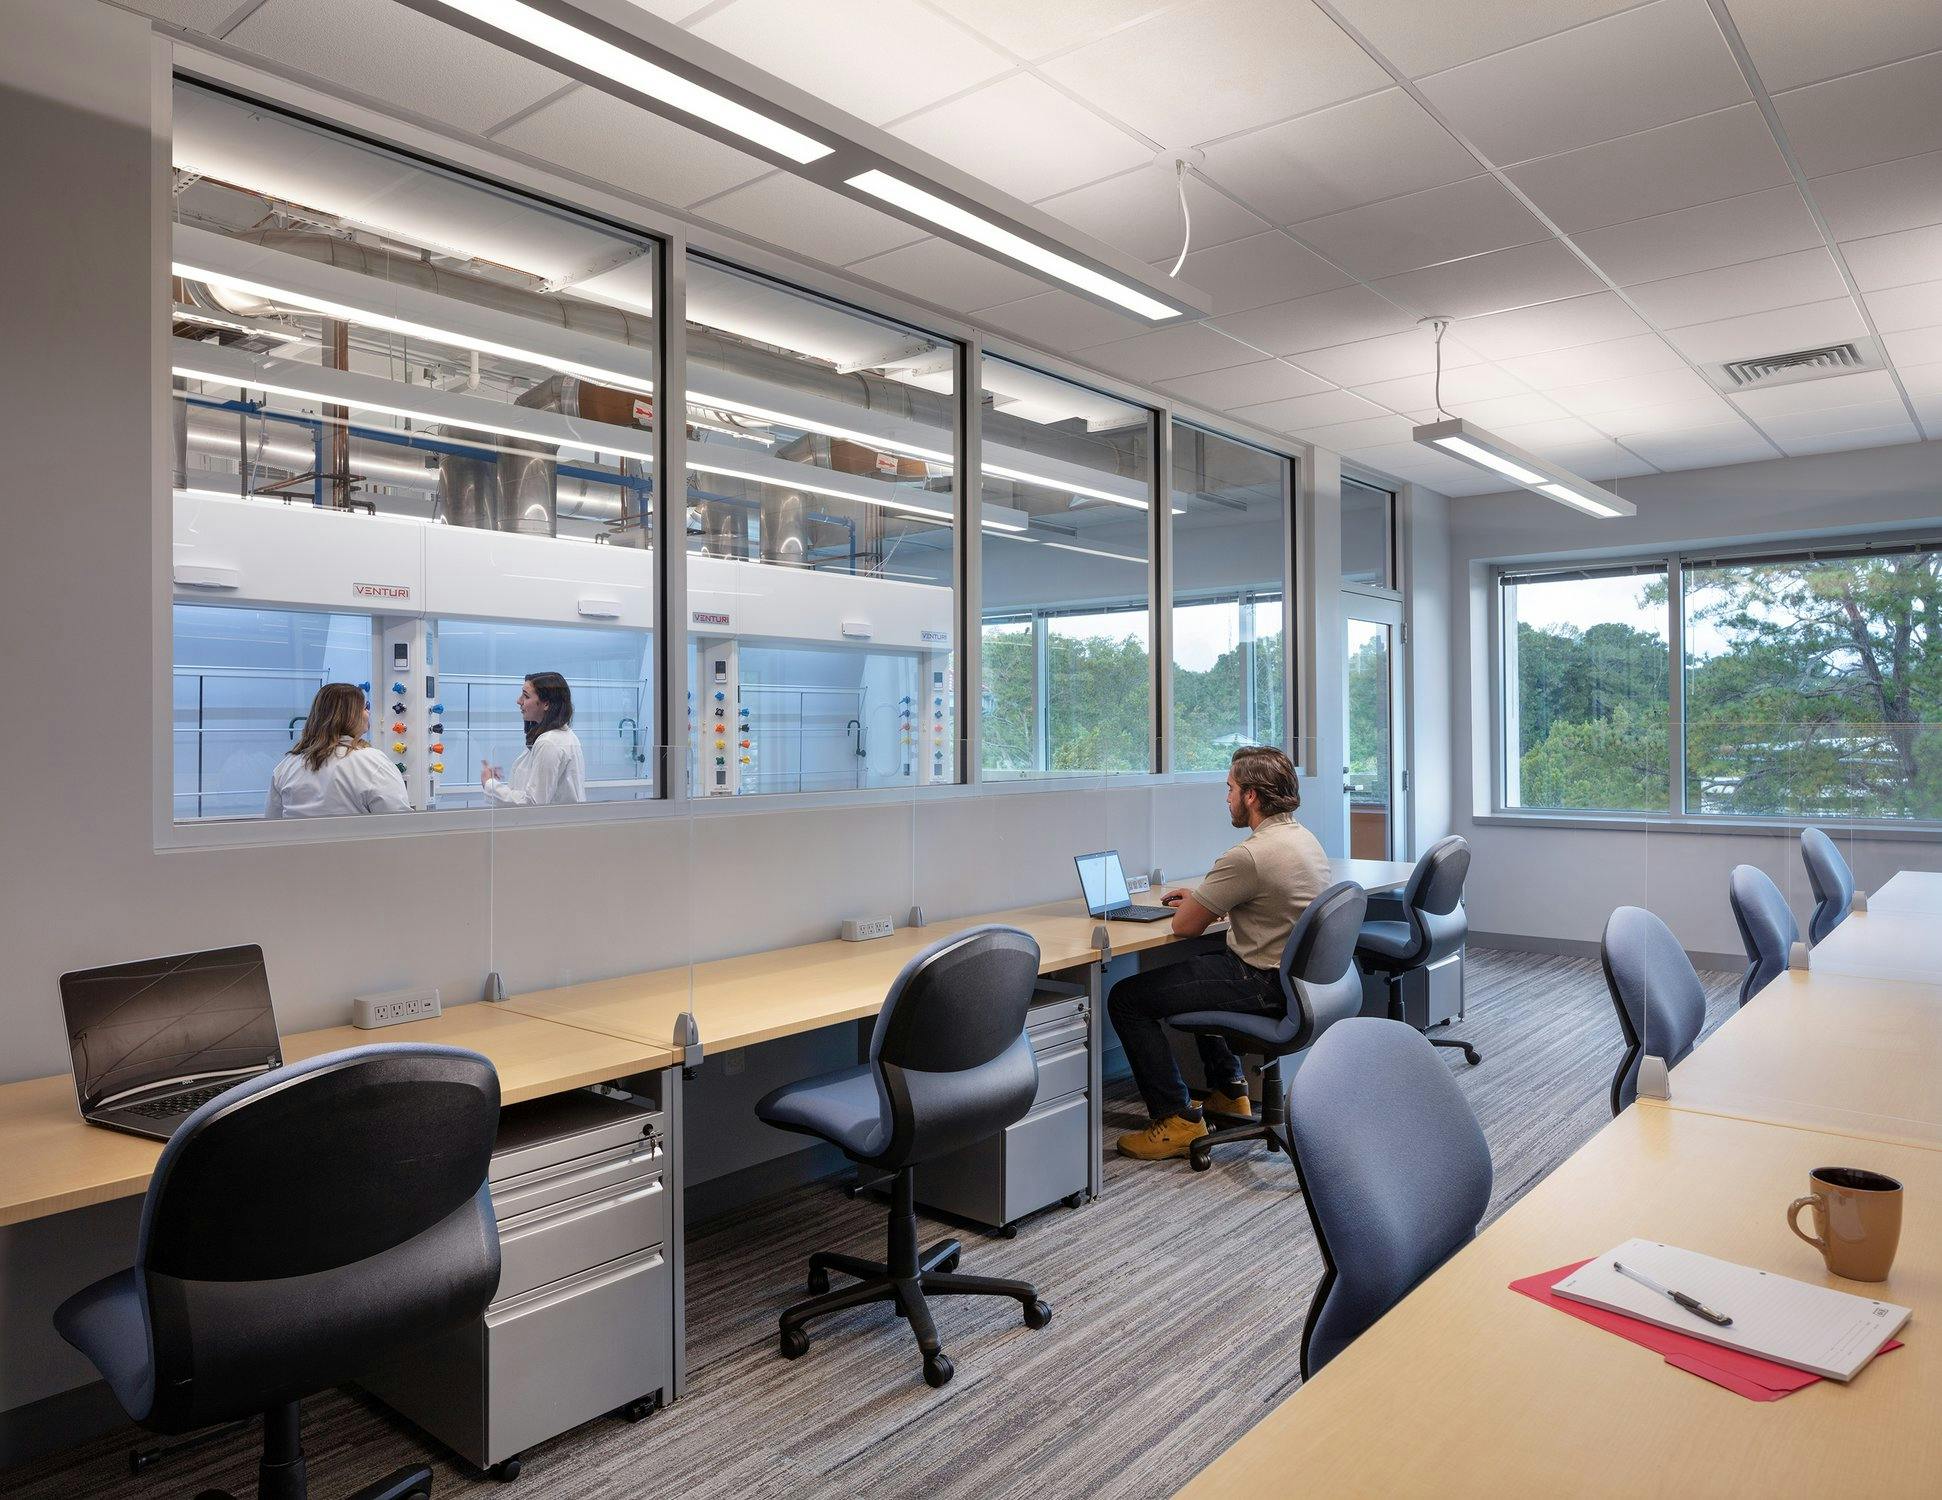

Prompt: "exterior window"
[1341,476,1394,589]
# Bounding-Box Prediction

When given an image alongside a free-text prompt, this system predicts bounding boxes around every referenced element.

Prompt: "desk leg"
[668,1062,686,1402]
[1088,961,1105,1202]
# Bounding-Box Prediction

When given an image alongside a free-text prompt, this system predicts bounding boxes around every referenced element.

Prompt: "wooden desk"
[0,1006,673,1229]
[1806,908,1942,986]
[1178,1105,1942,1499]
[1866,870,1942,916]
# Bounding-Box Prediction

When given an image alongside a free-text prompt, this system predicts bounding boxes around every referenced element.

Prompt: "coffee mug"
[1788,1167,1903,1281]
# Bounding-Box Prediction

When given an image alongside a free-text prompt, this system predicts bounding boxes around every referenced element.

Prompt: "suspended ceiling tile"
[974,289,1152,351]
[1234,387,1388,431]
[1157,232,1351,316]
[1037,0,1392,148]
[924,0,1178,61]
[1321,0,1645,78]
[1664,296,1868,362]
[891,73,1153,202]
[697,172,926,266]
[1403,391,1572,428]
[1759,398,1921,438]
[1291,325,1485,386]
[1496,332,1690,389]
[1914,390,1942,436]
[1352,361,1533,411]
[1810,150,1942,241]
[1842,225,1942,292]
[1074,322,1263,383]
[1625,248,1850,329]
[846,236,1050,313]
[1290,175,1547,281]
[494,87,768,209]
[227,0,569,136]
[1489,415,1613,452]
[1724,0,1942,93]
[1156,359,1334,410]
[1772,51,1942,180]
[1418,0,1749,166]
[1865,281,1942,334]
[1547,365,1722,415]
[1291,414,1420,450]
[1900,361,1942,397]
[1454,292,1651,360]
[1037,163,1270,264]
[121,0,242,29]
[1569,185,1824,285]
[1619,421,1777,468]
[1373,239,1604,320]
[1508,104,1792,233]
[1538,444,1659,479]
[1197,90,1484,227]
[1728,368,1902,417]
[1775,422,1921,456]
[1594,394,1742,434]
[690,0,1012,126]
[1210,285,1422,358]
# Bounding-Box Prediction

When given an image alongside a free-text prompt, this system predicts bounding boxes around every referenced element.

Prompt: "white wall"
[1447,440,1942,957]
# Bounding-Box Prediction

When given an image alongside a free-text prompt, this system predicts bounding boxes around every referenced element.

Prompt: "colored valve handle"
[392,740,408,754]
[430,742,444,754]
[391,682,406,696]
[430,761,445,773]
[392,721,407,733]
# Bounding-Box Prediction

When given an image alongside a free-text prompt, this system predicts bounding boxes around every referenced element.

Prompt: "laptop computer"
[61,944,284,1142]
[1075,850,1175,922]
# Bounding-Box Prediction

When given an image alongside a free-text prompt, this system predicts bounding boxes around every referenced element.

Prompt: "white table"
[1808,907,1942,986]
[1865,869,1942,916]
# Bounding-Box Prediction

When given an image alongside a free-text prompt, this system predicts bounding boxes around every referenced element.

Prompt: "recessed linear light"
[1412,417,1634,520]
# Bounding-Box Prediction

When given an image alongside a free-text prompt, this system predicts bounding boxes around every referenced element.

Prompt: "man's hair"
[1229,745,1300,817]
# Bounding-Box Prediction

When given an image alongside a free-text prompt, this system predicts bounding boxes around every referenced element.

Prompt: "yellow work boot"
[1116,1113,1208,1161]
[1203,1085,1253,1121]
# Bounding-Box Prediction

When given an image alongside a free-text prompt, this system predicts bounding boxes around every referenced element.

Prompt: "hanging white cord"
[1432,317,1452,419]
[1168,158,1192,277]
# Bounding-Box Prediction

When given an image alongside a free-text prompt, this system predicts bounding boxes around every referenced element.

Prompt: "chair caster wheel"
[807,1267,830,1294]
[1023,1299,1052,1329]
[489,1458,523,1482]
[780,1326,809,1359]
[1464,1048,1481,1066]
[937,1250,960,1273]
[1063,1191,1086,1210]
[1189,1150,1211,1172]
[923,1352,954,1388]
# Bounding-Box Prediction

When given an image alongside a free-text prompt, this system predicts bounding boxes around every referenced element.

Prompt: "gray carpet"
[3,949,1739,1500]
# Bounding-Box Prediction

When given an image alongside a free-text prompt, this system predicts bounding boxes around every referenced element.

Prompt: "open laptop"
[1075,850,1175,922]
[61,944,284,1142]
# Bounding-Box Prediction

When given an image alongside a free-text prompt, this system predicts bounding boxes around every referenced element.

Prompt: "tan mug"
[1788,1167,1903,1281]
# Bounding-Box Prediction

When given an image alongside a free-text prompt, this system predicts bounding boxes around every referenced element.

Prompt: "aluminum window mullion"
[961,333,981,786]
[1668,552,1686,817]
[659,230,689,807]
[1152,411,1173,776]
[1032,611,1050,775]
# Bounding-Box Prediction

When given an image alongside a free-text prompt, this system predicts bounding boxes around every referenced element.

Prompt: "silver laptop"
[1075,850,1174,922]
[61,944,284,1142]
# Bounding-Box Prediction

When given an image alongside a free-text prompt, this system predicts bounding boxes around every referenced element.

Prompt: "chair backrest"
[1276,880,1369,1051]
[1728,864,1796,1005]
[1601,906,1708,1116]
[1393,835,1470,966]
[868,924,1042,1168]
[1287,1018,1492,1378]
[136,1043,502,1429]
[1800,826,1854,944]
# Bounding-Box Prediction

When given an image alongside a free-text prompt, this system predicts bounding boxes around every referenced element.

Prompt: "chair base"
[1188,1064,1300,1173]
[190,1402,434,1500]
[779,1169,1050,1387]
[1429,1033,1481,1066]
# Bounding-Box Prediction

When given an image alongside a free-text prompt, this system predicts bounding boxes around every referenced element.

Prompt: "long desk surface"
[1179,1104,1942,1499]
[1806,907,1942,985]
[1864,869,1942,915]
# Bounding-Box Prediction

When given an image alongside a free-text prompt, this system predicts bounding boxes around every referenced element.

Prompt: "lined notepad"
[1554,1239,1910,1382]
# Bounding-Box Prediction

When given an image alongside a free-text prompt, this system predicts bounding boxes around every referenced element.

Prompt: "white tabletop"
[1809,907,1942,985]
[1866,869,1942,916]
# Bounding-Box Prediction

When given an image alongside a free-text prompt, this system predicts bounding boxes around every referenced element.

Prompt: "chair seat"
[53,1269,155,1424]
[755,1064,888,1161]
[1171,1008,1298,1051]
[1355,920,1416,965]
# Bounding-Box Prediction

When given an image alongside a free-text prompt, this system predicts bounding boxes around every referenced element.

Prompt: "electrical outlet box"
[1126,874,1151,894]
[353,986,443,1029]
[841,916,895,942]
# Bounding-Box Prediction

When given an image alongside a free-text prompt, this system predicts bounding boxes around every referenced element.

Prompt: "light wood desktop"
[0,1006,673,1229]
[1804,908,1942,985]
[1178,1104,1942,1500]
[1865,870,1942,916]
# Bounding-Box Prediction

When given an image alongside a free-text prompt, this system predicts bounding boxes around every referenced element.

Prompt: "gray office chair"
[54,1044,501,1500]
[1801,826,1854,944]
[1168,879,1367,1172]
[1729,863,1797,1005]
[754,925,1050,1388]
[1286,1017,1492,1378]
[1355,835,1479,1065]
[1602,906,1708,1116]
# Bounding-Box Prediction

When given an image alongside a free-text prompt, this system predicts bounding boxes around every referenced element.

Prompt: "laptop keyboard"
[125,1083,231,1119]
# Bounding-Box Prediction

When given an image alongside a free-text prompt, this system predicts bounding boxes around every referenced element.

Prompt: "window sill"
[1471,810,1942,842]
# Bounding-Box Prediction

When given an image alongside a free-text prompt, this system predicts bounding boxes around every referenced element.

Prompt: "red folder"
[1511,1259,1902,1401]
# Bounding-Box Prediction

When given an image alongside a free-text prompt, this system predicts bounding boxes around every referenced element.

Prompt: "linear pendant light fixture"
[395,0,1208,323]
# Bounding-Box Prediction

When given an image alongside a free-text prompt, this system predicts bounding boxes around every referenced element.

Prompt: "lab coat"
[484,726,587,806]
[265,740,411,818]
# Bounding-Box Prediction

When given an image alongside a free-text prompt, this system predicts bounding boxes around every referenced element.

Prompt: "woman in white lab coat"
[265,683,411,818]
[481,672,586,806]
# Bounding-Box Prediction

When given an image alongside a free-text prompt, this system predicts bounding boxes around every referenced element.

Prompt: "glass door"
[1344,595,1404,859]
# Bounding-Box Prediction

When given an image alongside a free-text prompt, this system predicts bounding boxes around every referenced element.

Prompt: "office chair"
[1729,863,1797,1005]
[54,1045,501,1500]
[1801,826,1855,944]
[1286,1017,1492,1379]
[754,925,1050,1388]
[1167,880,1367,1173]
[1355,835,1479,1065]
[1602,906,1708,1116]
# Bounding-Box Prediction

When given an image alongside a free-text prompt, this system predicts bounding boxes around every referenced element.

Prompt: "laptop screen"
[1075,851,1132,916]
[62,945,282,1113]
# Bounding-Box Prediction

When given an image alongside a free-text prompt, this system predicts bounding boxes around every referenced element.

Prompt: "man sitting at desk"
[1110,745,1330,1161]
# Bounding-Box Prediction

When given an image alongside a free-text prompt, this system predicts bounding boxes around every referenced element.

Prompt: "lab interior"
[5,1,1942,1497]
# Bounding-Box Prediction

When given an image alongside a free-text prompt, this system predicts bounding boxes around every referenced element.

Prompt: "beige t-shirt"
[1192,813,1332,969]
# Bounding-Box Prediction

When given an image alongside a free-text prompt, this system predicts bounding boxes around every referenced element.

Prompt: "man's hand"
[1169,892,1219,938]
[1161,888,1190,907]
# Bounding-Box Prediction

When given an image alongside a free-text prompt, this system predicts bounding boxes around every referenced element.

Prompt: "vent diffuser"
[1705,338,1884,393]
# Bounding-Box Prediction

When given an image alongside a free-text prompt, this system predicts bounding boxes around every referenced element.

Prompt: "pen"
[1613,1260,1734,1326]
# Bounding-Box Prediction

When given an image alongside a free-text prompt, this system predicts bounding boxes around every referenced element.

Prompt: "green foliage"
[1513,615,1669,811]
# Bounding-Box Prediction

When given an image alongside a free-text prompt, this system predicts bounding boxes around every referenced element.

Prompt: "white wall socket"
[1126,874,1151,894]
[841,916,895,942]
[353,986,443,1029]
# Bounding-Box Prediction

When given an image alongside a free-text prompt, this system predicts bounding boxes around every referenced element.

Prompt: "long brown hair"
[523,672,573,748]
[1230,745,1301,817]
[289,683,371,772]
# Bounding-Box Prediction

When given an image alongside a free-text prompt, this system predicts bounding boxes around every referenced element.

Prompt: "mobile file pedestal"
[914,976,1095,1234]
[1358,895,1466,1029]
[361,1069,681,1482]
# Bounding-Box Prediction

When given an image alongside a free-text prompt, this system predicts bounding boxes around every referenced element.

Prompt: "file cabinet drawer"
[493,1137,662,1221]
[495,1173,665,1303]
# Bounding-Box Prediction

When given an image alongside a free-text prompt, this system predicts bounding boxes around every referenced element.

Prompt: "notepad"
[1553,1238,1910,1382]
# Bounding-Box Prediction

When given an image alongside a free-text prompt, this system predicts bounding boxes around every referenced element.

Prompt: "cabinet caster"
[923,1351,954,1388]
[780,1326,809,1359]
[1023,1299,1052,1329]
[619,1396,658,1422]
[489,1458,522,1483]
[1063,1191,1086,1210]
[993,1222,1018,1239]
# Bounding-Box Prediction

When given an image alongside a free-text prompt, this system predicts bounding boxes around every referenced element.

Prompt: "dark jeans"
[1107,947,1281,1122]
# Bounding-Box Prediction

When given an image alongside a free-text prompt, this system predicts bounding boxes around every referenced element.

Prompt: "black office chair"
[755,925,1050,1388]
[1355,835,1479,1065]
[54,1044,501,1500]
[1167,879,1367,1172]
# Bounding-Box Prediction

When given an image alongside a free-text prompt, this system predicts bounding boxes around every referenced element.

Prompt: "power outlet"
[841,916,895,942]
[353,986,443,1029]
[1126,874,1151,894]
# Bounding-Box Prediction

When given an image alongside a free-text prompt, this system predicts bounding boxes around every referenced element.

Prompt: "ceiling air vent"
[1704,338,1884,394]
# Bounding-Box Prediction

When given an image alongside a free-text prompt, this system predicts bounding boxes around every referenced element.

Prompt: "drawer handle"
[491,1248,667,1320]
[496,1145,660,1204]
[501,1178,664,1241]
